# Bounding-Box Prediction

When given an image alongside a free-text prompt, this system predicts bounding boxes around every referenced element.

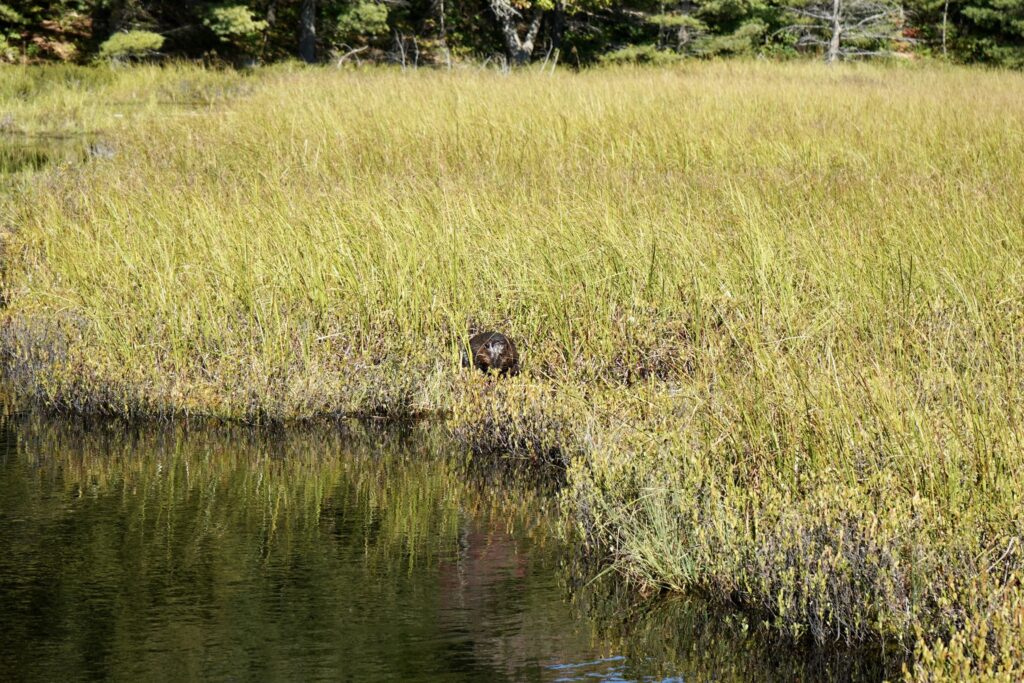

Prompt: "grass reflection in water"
[0,416,897,682]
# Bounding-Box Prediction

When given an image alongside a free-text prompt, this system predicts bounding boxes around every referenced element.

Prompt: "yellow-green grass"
[3,61,1024,679]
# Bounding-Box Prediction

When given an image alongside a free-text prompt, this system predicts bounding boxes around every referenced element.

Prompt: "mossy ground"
[2,61,1023,680]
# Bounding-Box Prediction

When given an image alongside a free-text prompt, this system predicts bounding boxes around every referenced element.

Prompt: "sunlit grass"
[3,61,1024,680]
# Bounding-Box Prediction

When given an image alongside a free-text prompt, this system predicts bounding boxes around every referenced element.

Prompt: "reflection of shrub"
[336,2,389,45]
[204,4,268,53]
[98,31,165,60]
[599,44,685,65]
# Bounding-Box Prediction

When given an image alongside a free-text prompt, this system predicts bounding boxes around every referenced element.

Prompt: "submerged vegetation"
[2,62,1024,680]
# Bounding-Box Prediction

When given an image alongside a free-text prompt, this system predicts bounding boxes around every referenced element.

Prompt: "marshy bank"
[2,62,1023,680]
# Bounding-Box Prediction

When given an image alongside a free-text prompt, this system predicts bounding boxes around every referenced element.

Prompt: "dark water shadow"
[0,411,900,682]
[0,133,97,174]
[561,568,906,682]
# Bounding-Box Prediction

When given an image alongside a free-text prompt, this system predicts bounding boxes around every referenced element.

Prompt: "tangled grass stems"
[3,61,1024,680]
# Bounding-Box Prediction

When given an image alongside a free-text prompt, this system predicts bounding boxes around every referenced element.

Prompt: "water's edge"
[0,402,902,682]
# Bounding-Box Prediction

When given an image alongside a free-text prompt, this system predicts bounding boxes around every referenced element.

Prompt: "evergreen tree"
[957,0,1024,65]
[0,0,1021,67]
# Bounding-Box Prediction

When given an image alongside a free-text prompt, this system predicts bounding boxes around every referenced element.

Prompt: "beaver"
[462,331,519,377]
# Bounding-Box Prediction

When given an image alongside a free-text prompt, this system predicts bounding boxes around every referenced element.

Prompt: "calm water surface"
[0,416,894,682]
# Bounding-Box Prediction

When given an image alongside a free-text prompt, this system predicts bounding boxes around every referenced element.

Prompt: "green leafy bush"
[336,2,389,44]
[0,2,23,62]
[598,44,685,65]
[204,4,268,53]
[0,2,24,24]
[98,31,165,60]
[694,19,768,56]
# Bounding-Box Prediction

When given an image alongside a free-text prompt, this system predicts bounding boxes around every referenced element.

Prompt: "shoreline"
[4,62,1023,681]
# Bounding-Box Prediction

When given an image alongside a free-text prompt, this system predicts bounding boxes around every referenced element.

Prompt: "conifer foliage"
[0,0,1020,65]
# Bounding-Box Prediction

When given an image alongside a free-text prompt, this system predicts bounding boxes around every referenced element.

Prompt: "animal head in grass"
[462,331,520,377]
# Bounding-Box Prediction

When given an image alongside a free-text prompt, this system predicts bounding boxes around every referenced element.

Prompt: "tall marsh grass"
[3,61,1024,679]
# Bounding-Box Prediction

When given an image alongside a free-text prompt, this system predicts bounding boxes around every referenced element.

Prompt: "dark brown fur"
[461,331,519,377]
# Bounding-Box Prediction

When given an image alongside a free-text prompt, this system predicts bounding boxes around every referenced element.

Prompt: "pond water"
[0,415,897,682]
[0,133,95,174]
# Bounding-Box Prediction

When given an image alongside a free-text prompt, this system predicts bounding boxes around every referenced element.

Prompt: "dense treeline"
[0,0,1022,68]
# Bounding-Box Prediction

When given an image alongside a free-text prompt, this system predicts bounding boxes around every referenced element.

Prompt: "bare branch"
[784,0,904,62]
[489,0,523,21]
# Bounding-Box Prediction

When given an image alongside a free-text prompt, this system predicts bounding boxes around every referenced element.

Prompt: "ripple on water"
[0,415,900,682]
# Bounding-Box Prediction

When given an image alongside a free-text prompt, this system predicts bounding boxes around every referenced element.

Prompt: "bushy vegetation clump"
[2,62,1023,680]
[335,2,389,45]
[599,44,686,65]
[203,4,268,56]
[97,30,164,60]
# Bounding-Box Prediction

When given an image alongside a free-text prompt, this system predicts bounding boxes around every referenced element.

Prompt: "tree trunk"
[260,0,277,57]
[490,0,544,66]
[941,0,949,56]
[826,0,842,63]
[435,0,446,43]
[435,0,452,67]
[299,0,316,63]
[551,1,566,53]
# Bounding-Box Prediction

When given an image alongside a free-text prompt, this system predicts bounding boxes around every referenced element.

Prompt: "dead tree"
[784,0,906,63]
[489,0,544,66]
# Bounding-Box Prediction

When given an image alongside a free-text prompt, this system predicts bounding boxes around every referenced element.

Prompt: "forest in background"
[0,0,1022,68]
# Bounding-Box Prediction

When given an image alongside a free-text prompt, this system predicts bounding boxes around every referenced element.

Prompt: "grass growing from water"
[2,61,1023,679]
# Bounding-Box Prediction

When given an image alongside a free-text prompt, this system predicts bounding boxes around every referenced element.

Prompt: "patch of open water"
[0,413,898,682]
[0,132,105,174]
